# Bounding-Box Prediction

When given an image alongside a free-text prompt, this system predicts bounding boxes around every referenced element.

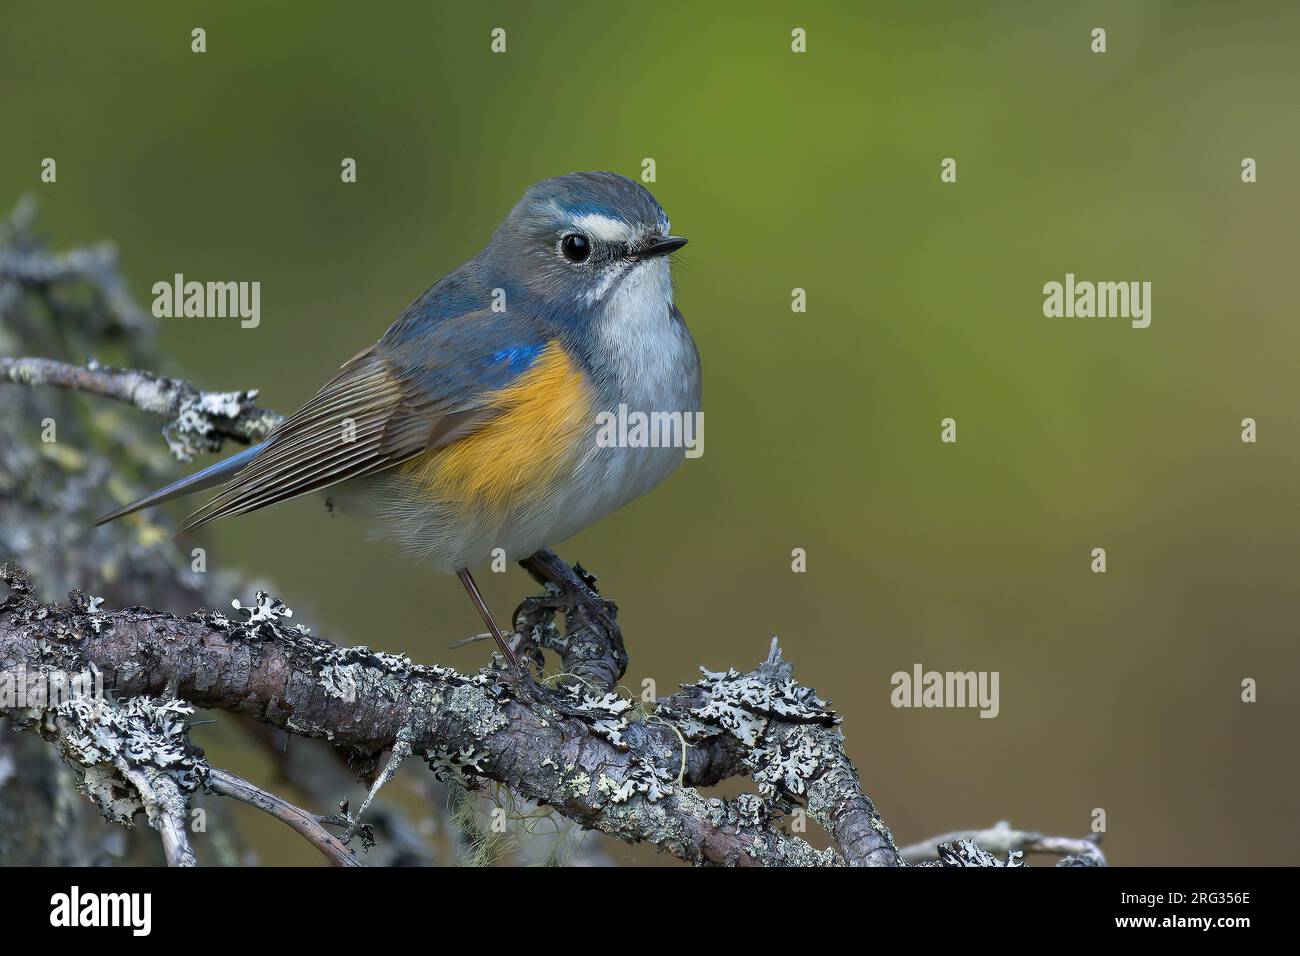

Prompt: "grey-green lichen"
[665,656,841,805]
[164,386,269,461]
[705,792,770,829]
[749,727,826,800]
[595,783,840,867]
[195,590,489,710]
[918,839,1026,867]
[594,785,695,854]
[564,768,592,797]
[426,743,487,786]
[44,695,207,827]
[597,756,674,804]
[674,665,838,748]
[446,682,509,736]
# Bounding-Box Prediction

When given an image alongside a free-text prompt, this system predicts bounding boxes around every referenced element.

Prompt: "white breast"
[543,255,702,545]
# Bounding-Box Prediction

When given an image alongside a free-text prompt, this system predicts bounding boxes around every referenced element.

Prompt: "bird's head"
[486,171,687,319]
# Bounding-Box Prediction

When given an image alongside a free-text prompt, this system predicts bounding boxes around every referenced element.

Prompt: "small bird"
[96,171,700,668]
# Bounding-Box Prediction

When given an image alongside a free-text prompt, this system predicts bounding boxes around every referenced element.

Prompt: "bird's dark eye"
[561,234,590,263]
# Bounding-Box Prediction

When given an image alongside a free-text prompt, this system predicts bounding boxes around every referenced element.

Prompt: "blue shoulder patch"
[486,344,545,375]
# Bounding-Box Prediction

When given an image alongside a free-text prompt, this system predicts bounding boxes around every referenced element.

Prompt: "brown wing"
[178,349,487,532]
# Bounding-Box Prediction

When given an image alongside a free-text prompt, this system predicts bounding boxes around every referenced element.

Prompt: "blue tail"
[93,441,266,527]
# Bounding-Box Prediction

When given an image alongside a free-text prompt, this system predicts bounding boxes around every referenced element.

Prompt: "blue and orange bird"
[96,172,699,669]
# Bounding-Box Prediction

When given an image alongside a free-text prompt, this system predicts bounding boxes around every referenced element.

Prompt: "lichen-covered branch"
[0,356,279,461]
[0,564,891,866]
[33,666,206,867]
[119,764,197,867]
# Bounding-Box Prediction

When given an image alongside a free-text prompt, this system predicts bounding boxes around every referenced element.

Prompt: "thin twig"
[0,356,279,458]
[899,820,1106,865]
[205,768,360,867]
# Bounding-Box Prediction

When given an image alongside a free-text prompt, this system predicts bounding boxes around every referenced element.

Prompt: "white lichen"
[600,758,674,804]
[230,591,293,626]
[553,684,633,748]
[426,744,487,785]
[163,388,260,461]
[670,666,838,753]
[920,839,1027,868]
[663,661,841,803]
[48,695,206,826]
[748,728,825,799]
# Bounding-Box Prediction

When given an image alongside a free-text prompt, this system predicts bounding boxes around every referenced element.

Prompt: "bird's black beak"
[636,235,689,259]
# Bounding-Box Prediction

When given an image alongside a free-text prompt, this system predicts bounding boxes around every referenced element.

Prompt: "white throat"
[591,256,697,415]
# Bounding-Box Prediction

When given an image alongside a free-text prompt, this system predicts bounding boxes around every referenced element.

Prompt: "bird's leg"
[456,568,519,669]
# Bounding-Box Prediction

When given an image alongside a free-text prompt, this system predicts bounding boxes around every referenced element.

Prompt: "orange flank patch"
[400,341,592,514]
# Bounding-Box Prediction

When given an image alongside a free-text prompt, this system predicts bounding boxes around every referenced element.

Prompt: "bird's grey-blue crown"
[516,171,669,233]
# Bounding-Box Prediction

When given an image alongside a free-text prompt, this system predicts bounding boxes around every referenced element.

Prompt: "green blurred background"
[4,0,1298,865]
